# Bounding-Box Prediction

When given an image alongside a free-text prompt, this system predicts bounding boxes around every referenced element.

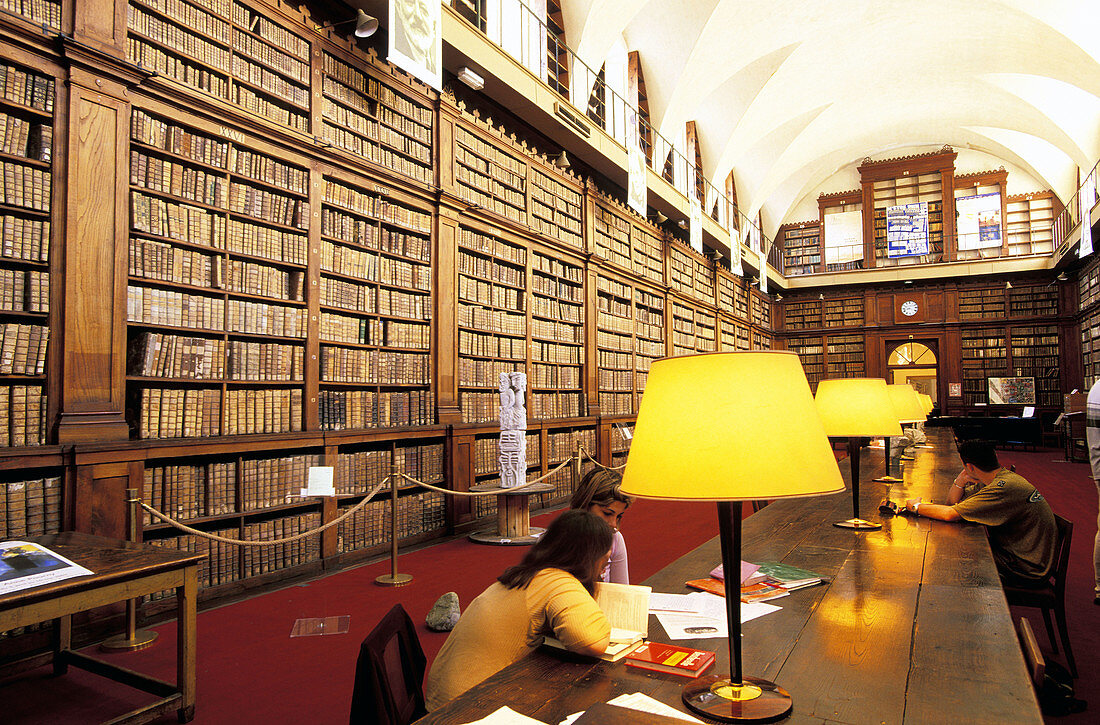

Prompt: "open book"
[544,581,651,661]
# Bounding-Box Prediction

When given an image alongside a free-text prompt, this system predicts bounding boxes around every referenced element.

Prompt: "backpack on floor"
[1038,660,1086,716]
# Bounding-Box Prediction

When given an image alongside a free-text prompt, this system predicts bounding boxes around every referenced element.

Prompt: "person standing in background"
[1086,379,1100,604]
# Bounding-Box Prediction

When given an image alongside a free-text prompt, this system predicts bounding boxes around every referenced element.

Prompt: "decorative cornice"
[817,189,861,202]
[858,146,956,169]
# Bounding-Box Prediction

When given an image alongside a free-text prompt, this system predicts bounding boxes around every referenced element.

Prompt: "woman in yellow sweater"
[424,509,613,710]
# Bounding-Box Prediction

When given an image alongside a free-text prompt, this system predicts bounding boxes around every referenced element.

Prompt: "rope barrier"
[579,444,627,471]
[140,479,390,546]
[141,445,625,544]
[397,456,574,494]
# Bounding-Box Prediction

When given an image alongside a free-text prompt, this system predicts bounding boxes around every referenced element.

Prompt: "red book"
[624,641,716,678]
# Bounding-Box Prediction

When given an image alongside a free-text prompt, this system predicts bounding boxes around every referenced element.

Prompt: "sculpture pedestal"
[467,482,555,545]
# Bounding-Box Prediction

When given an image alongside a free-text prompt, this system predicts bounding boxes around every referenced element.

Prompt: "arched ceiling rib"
[558,0,1100,238]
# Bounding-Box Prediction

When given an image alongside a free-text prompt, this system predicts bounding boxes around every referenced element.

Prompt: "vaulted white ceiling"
[559,0,1100,237]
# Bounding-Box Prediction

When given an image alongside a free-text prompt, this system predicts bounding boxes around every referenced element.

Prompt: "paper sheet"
[655,599,781,639]
[462,706,547,724]
[560,692,702,725]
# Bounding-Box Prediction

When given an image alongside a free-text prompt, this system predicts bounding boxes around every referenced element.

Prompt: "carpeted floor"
[2,444,1096,724]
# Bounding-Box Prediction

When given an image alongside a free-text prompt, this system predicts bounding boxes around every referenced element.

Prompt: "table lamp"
[621,352,844,723]
[814,378,902,530]
[887,384,927,462]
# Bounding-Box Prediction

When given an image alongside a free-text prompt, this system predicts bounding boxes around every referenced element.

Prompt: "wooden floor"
[421,429,1043,724]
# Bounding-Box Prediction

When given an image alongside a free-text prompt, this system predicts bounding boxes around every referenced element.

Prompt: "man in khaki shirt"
[906,439,1056,585]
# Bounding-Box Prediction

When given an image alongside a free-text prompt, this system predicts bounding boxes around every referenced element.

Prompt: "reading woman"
[424,509,613,710]
[570,468,632,584]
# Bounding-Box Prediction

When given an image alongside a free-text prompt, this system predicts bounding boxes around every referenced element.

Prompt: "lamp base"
[834,518,882,531]
[682,675,792,723]
[374,573,413,587]
[900,455,915,461]
[873,475,903,483]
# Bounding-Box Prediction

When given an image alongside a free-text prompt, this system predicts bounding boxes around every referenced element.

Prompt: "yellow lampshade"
[814,378,903,438]
[621,352,845,501]
[919,393,934,413]
[887,384,927,424]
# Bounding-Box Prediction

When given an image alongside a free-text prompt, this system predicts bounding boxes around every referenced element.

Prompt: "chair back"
[1050,514,1072,597]
[349,604,427,725]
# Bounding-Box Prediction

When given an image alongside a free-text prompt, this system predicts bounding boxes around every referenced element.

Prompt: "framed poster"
[388,0,442,90]
[949,382,962,398]
[956,193,1002,250]
[886,202,929,257]
[987,377,1036,405]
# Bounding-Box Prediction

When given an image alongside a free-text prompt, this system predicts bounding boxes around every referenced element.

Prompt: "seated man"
[906,439,1056,585]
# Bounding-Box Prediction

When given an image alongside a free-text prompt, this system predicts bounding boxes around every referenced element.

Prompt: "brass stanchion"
[572,441,581,489]
[101,488,159,651]
[375,466,412,587]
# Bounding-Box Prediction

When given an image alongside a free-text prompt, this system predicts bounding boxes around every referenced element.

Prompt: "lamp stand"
[682,501,792,723]
[874,436,902,483]
[834,438,881,530]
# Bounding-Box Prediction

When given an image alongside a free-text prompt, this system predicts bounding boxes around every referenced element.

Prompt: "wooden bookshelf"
[596,273,634,416]
[958,286,1007,320]
[453,123,526,224]
[667,241,716,306]
[1008,285,1058,318]
[593,201,631,270]
[751,291,771,329]
[1005,192,1056,256]
[633,287,664,402]
[0,59,52,449]
[530,168,583,249]
[529,250,584,419]
[1009,325,1060,406]
[871,173,944,267]
[823,297,863,328]
[783,299,822,330]
[781,222,821,276]
[631,225,664,286]
[785,335,825,389]
[960,328,1008,406]
[825,334,865,377]
[456,226,526,423]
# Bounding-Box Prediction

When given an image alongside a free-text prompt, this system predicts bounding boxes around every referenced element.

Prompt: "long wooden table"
[0,532,203,723]
[419,430,1043,724]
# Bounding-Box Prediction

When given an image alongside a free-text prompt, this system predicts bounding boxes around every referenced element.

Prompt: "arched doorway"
[887,340,939,409]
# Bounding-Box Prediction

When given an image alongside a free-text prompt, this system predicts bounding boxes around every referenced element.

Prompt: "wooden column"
[55,49,136,443]
[434,205,462,424]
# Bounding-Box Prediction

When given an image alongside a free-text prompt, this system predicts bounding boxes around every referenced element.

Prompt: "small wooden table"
[0,532,203,723]
[467,482,555,545]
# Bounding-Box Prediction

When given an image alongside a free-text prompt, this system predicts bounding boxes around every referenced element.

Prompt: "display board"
[987,376,1036,405]
[957,192,1002,250]
[389,0,441,89]
[886,202,929,257]
[823,209,863,264]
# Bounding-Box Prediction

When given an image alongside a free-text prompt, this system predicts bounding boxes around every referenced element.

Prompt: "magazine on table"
[0,541,94,595]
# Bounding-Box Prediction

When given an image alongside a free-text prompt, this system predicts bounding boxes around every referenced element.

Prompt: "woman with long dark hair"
[570,467,632,584]
[424,509,613,710]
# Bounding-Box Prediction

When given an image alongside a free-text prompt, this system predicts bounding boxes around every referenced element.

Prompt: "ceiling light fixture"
[457,66,485,90]
[553,151,570,169]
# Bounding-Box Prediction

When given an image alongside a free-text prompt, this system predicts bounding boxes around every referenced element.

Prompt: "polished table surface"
[418,430,1043,724]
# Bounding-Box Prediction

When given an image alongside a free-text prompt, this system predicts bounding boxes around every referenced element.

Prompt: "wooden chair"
[1016,617,1045,689]
[349,604,427,725]
[1002,514,1076,678]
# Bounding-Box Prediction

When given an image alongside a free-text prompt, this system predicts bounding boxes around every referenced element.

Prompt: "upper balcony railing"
[446,0,776,271]
[1054,158,1099,251]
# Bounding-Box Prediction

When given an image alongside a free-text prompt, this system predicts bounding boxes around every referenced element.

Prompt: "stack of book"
[686,560,825,603]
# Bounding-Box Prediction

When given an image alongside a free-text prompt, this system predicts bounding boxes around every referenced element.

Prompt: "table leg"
[176,565,197,723]
[52,615,71,676]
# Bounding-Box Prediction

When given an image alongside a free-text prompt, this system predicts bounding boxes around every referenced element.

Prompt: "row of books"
[318,389,435,429]
[132,0,230,44]
[454,145,524,192]
[143,461,236,523]
[529,392,583,419]
[597,329,632,353]
[457,304,526,336]
[0,111,51,162]
[225,259,304,301]
[137,387,222,439]
[598,369,633,389]
[530,362,580,389]
[597,311,635,336]
[1,160,50,211]
[531,339,582,364]
[531,274,583,301]
[321,124,431,184]
[0,385,45,446]
[458,276,523,312]
[131,149,229,207]
[319,346,429,384]
[232,55,308,109]
[0,62,54,112]
[225,218,307,264]
[319,313,429,348]
[458,250,524,287]
[533,296,583,324]
[1,0,60,29]
[1,476,60,538]
[239,454,322,511]
[322,99,430,162]
[129,237,216,287]
[227,181,309,229]
[320,240,432,291]
[233,80,309,133]
[146,527,238,593]
[128,5,232,72]
[531,318,583,344]
[458,228,526,265]
[322,180,432,235]
[232,26,308,83]
[455,178,526,224]
[131,192,223,249]
[130,332,305,381]
[458,358,522,387]
[224,388,303,436]
[0,322,48,375]
[1,214,48,262]
[336,490,446,553]
[597,349,632,369]
[598,392,633,416]
[322,53,432,128]
[127,38,231,99]
[473,434,541,476]
[242,512,321,578]
[0,268,47,313]
[458,329,526,360]
[531,169,582,215]
[131,109,229,168]
[454,125,525,177]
